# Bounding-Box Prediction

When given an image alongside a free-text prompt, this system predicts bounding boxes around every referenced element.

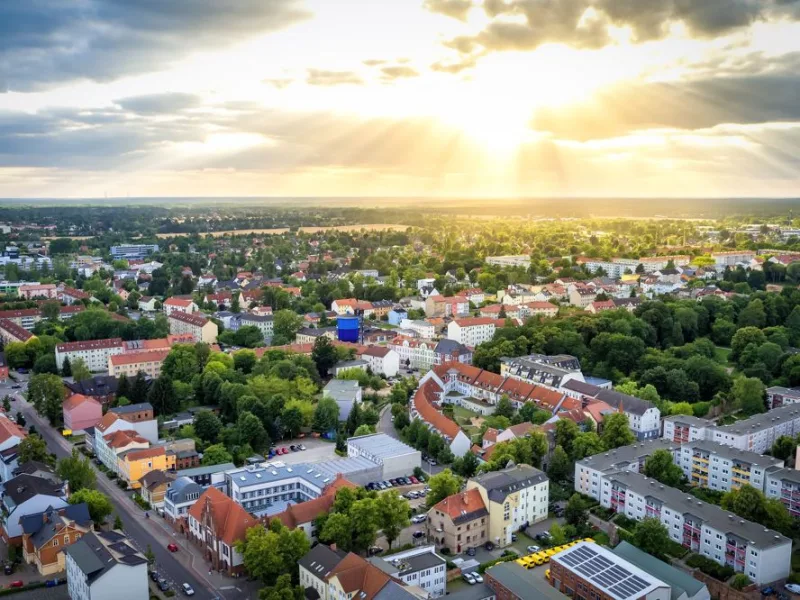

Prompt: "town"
[1,208,800,600]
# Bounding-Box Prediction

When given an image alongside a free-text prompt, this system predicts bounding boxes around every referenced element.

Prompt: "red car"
[8,582,23,589]
[167,543,179,552]
[280,447,288,455]
[409,476,419,484]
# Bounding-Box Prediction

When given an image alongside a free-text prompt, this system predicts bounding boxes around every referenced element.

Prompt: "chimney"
[463,493,468,505]
[330,543,337,551]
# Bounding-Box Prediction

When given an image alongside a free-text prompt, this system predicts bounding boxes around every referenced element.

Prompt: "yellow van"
[545,569,551,581]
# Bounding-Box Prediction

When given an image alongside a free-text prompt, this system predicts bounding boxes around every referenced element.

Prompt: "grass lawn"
[453,406,480,421]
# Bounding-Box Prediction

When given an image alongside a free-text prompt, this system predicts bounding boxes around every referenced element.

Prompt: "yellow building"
[118,447,176,490]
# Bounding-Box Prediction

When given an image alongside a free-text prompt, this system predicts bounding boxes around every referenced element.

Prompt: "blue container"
[337,316,360,342]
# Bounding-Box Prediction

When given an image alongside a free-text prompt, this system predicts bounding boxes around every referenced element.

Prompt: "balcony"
[692,455,709,463]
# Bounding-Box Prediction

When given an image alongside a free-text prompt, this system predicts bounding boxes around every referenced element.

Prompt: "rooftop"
[715,403,800,435]
[577,439,681,473]
[65,530,147,583]
[299,543,347,580]
[685,439,783,468]
[470,464,547,503]
[612,541,707,600]
[177,462,236,478]
[484,561,568,600]
[663,414,714,427]
[347,433,418,460]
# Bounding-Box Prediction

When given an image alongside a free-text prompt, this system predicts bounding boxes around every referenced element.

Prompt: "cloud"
[431,55,480,73]
[306,69,364,86]
[444,0,800,56]
[423,0,473,21]
[362,59,387,67]
[263,78,294,89]
[380,66,420,81]
[0,0,309,91]
[115,93,202,115]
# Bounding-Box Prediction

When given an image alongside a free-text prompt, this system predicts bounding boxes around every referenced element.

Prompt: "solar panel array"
[557,545,654,600]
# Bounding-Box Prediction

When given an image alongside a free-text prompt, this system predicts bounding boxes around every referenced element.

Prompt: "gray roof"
[324,379,361,402]
[684,439,783,468]
[166,476,202,503]
[767,386,800,398]
[139,469,175,489]
[13,461,56,477]
[240,313,273,323]
[484,561,566,600]
[335,359,368,370]
[3,474,64,506]
[347,433,418,460]
[386,551,445,575]
[297,327,334,338]
[662,414,714,427]
[613,541,707,600]
[607,470,791,549]
[372,581,419,600]
[444,582,495,600]
[765,466,800,485]
[715,403,800,436]
[177,463,236,478]
[434,339,470,355]
[298,544,346,579]
[110,402,153,415]
[594,388,655,416]
[66,531,147,583]
[22,504,91,549]
[562,379,603,396]
[470,464,547,503]
[577,439,682,473]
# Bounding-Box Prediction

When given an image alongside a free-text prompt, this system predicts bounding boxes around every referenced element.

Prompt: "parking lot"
[267,437,337,465]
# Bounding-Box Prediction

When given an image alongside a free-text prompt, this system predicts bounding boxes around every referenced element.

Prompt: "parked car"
[182,583,195,596]
[299,444,306,450]
[473,573,484,584]
[368,546,383,556]
[785,585,800,596]
[409,476,419,484]
[289,445,297,451]
[8,582,23,589]
[462,572,476,585]
[167,543,179,552]
[150,571,160,582]
[762,588,776,597]
[412,531,425,539]
[411,515,427,524]
[427,459,437,466]
[466,547,476,557]
[535,532,552,542]
[158,579,170,592]
[511,534,518,542]
[527,545,541,554]
[3,564,13,575]
[484,541,495,551]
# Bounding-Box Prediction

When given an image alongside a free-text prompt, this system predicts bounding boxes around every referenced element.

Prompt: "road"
[11,389,230,600]
[378,404,445,477]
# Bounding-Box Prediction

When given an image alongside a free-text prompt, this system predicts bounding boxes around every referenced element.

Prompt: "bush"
[590,506,615,521]
[446,561,457,570]
[477,553,518,574]
[613,514,638,530]
[730,574,751,590]
[686,554,735,581]
[788,572,800,585]
[664,539,689,559]
[690,487,725,506]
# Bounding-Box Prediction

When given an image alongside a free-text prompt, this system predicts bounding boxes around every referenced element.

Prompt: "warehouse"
[347,433,421,480]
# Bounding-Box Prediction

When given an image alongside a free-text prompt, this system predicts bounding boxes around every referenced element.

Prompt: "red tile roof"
[431,488,486,520]
[168,311,209,327]
[110,349,170,366]
[164,297,194,307]
[63,393,101,412]
[0,319,33,341]
[188,486,256,546]
[103,429,147,449]
[271,476,356,528]
[362,346,391,358]
[0,416,26,444]
[57,338,123,352]
[325,553,392,599]
[452,317,498,327]
[414,380,461,440]
[123,447,165,462]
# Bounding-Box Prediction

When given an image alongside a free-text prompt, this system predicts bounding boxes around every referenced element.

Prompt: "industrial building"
[346,433,421,480]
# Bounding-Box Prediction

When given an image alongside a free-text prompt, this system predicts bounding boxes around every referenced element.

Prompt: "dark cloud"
[422,0,473,21]
[444,0,800,57]
[0,0,308,91]
[380,66,420,81]
[115,93,202,115]
[306,69,364,86]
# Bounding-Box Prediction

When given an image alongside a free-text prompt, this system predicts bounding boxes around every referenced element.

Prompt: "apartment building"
[0,305,84,331]
[767,386,800,409]
[467,464,549,547]
[500,354,584,392]
[598,470,791,585]
[94,403,158,447]
[677,440,783,493]
[326,553,420,600]
[712,251,756,268]
[96,430,149,474]
[711,404,800,454]
[108,348,169,378]
[164,477,203,528]
[433,339,472,367]
[18,284,58,300]
[568,287,596,308]
[662,415,715,444]
[426,488,489,554]
[232,313,274,343]
[110,244,159,259]
[65,531,148,600]
[168,311,218,343]
[162,297,197,316]
[369,545,447,598]
[399,319,436,339]
[56,338,124,372]
[299,543,347,600]
[425,295,470,318]
[485,255,530,268]
[446,317,498,347]
[575,439,682,501]
[563,382,661,440]
[578,257,641,279]
[60,286,91,305]
[360,346,400,377]
[389,337,436,371]
[766,468,800,518]
[118,447,176,490]
[0,318,33,344]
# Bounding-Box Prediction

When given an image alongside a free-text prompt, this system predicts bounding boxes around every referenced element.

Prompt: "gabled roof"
[139,469,175,491]
[0,415,27,444]
[168,311,210,327]
[471,464,548,503]
[326,552,393,599]
[187,486,255,546]
[4,474,64,505]
[431,489,488,524]
[63,394,101,412]
[299,543,347,580]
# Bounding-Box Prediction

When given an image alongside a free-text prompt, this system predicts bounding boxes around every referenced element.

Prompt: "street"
[9,387,245,600]
[377,404,444,477]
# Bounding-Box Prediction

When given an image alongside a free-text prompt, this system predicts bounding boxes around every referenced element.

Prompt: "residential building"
[427,488,489,554]
[108,348,169,378]
[361,346,400,377]
[482,422,537,451]
[270,475,356,541]
[369,545,447,598]
[138,470,175,508]
[22,503,92,576]
[94,403,158,445]
[63,394,103,432]
[96,430,149,474]
[568,287,596,308]
[598,470,791,585]
[60,286,91,305]
[467,464,549,547]
[425,295,470,318]
[711,250,756,267]
[662,415,714,444]
[766,386,800,409]
[766,468,800,518]
[111,244,159,259]
[347,433,421,480]
[612,541,711,600]
[56,338,124,373]
[485,256,530,268]
[484,560,565,600]
[1,474,68,543]
[389,337,436,371]
[677,440,783,493]
[138,296,158,312]
[18,283,58,300]
[65,375,126,406]
[295,327,337,344]
[323,379,362,421]
[168,311,218,343]
[447,317,498,347]
[549,542,671,600]
[164,477,203,530]
[412,378,473,458]
[433,339,473,366]
[711,404,800,454]
[519,301,559,318]
[562,382,661,440]
[388,306,408,326]
[0,350,8,381]
[118,447,176,489]
[0,305,84,331]
[331,359,368,376]
[299,543,347,600]
[0,415,27,459]
[0,318,33,343]
[176,463,234,490]
[162,297,197,316]
[326,552,420,600]
[233,313,274,343]
[65,530,148,600]
[500,354,584,392]
[399,319,436,339]
[187,486,255,575]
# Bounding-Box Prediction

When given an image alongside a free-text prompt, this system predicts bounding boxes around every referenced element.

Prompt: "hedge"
[613,515,638,530]
[0,582,46,597]
[477,554,518,574]
[686,554,735,581]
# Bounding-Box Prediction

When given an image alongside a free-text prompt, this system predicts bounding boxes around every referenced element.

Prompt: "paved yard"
[270,437,336,465]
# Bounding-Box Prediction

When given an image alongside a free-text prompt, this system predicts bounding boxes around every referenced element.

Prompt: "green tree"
[631,518,670,559]
[494,395,515,419]
[69,489,114,524]
[194,410,223,443]
[61,356,72,377]
[452,451,480,478]
[261,574,304,600]
[547,445,571,483]
[732,376,765,415]
[281,406,304,438]
[312,397,340,433]
[201,443,233,466]
[555,419,580,458]
[70,358,92,383]
[564,494,588,530]
[350,498,381,554]
[643,449,684,487]
[601,413,635,449]
[130,371,150,403]
[353,424,374,436]
[113,514,124,530]
[771,436,797,461]
[570,432,605,460]
[162,344,201,383]
[549,522,567,546]
[311,337,338,378]
[2,396,9,413]
[148,375,177,415]
[28,373,65,425]
[56,448,97,492]
[236,522,310,586]
[18,434,52,465]
[376,491,410,549]
[426,469,461,508]
[233,349,257,374]
[319,512,352,551]
[238,411,269,451]
[272,310,303,345]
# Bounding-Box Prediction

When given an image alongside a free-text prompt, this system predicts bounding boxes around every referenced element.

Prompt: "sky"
[1,0,800,199]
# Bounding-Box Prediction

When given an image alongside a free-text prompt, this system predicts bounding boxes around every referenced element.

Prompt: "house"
[270,475,356,541]
[446,317,499,347]
[118,447,176,490]
[360,346,399,377]
[0,318,34,343]
[18,283,58,300]
[56,338,124,373]
[138,296,159,312]
[138,470,176,508]
[108,349,169,378]
[65,530,149,600]
[568,286,596,308]
[467,464,549,547]
[96,430,150,474]
[323,379,363,421]
[1,474,68,544]
[426,488,489,554]
[520,301,558,318]
[0,414,27,455]
[585,300,616,314]
[562,382,661,440]
[387,306,408,326]
[60,286,91,305]
[295,327,337,344]
[433,339,472,367]
[187,486,256,575]
[65,375,125,406]
[299,543,347,600]
[13,461,60,484]
[162,297,197,316]
[94,403,158,446]
[399,319,436,339]
[325,552,420,600]
[164,477,203,530]
[63,394,103,432]
[368,545,448,598]
[168,311,218,343]
[22,503,92,575]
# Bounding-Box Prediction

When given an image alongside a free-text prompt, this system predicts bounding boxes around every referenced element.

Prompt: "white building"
[388,337,436,371]
[1,474,68,541]
[662,415,715,444]
[598,470,791,585]
[485,255,530,268]
[399,319,435,339]
[370,545,447,598]
[360,346,400,377]
[55,338,124,373]
[65,531,148,600]
[677,440,783,493]
[500,354,585,392]
[347,433,421,480]
[766,468,800,519]
[446,317,497,347]
[299,544,346,600]
[711,404,800,454]
[162,297,197,316]
[563,383,661,440]
[163,477,203,524]
[711,251,756,268]
[235,313,274,343]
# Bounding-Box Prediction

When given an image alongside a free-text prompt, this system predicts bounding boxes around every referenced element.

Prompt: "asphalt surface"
[11,386,223,600]
[377,404,446,478]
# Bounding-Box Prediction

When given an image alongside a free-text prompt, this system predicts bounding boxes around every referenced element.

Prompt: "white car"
[472,573,484,584]
[462,572,476,585]
[786,584,800,595]
[182,583,195,596]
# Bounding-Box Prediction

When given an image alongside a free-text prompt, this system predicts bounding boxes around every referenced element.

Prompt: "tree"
[601,413,635,449]
[33,354,59,375]
[311,337,338,378]
[236,522,310,586]
[494,395,515,419]
[555,420,580,458]
[771,436,797,461]
[262,574,304,600]
[353,424,374,436]
[349,498,381,554]
[69,489,114,524]
[426,469,461,508]
[194,411,222,443]
[202,443,233,466]
[18,434,52,465]
[281,406,304,438]
[452,451,480,478]
[272,310,303,345]
[732,376,765,415]
[70,358,92,383]
[114,514,124,530]
[564,494,588,530]
[643,449,684,487]
[631,518,670,559]
[2,396,9,413]
[162,344,201,383]
[145,544,155,565]
[547,445,571,483]
[148,375,177,416]
[571,432,605,460]
[28,373,65,425]
[238,411,269,451]
[313,397,340,433]
[320,512,352,551]
[376,491,410,548]
[549,522,567,546]
[56,448,97,492]
[130,371,150,403]
[61,356,72,377]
